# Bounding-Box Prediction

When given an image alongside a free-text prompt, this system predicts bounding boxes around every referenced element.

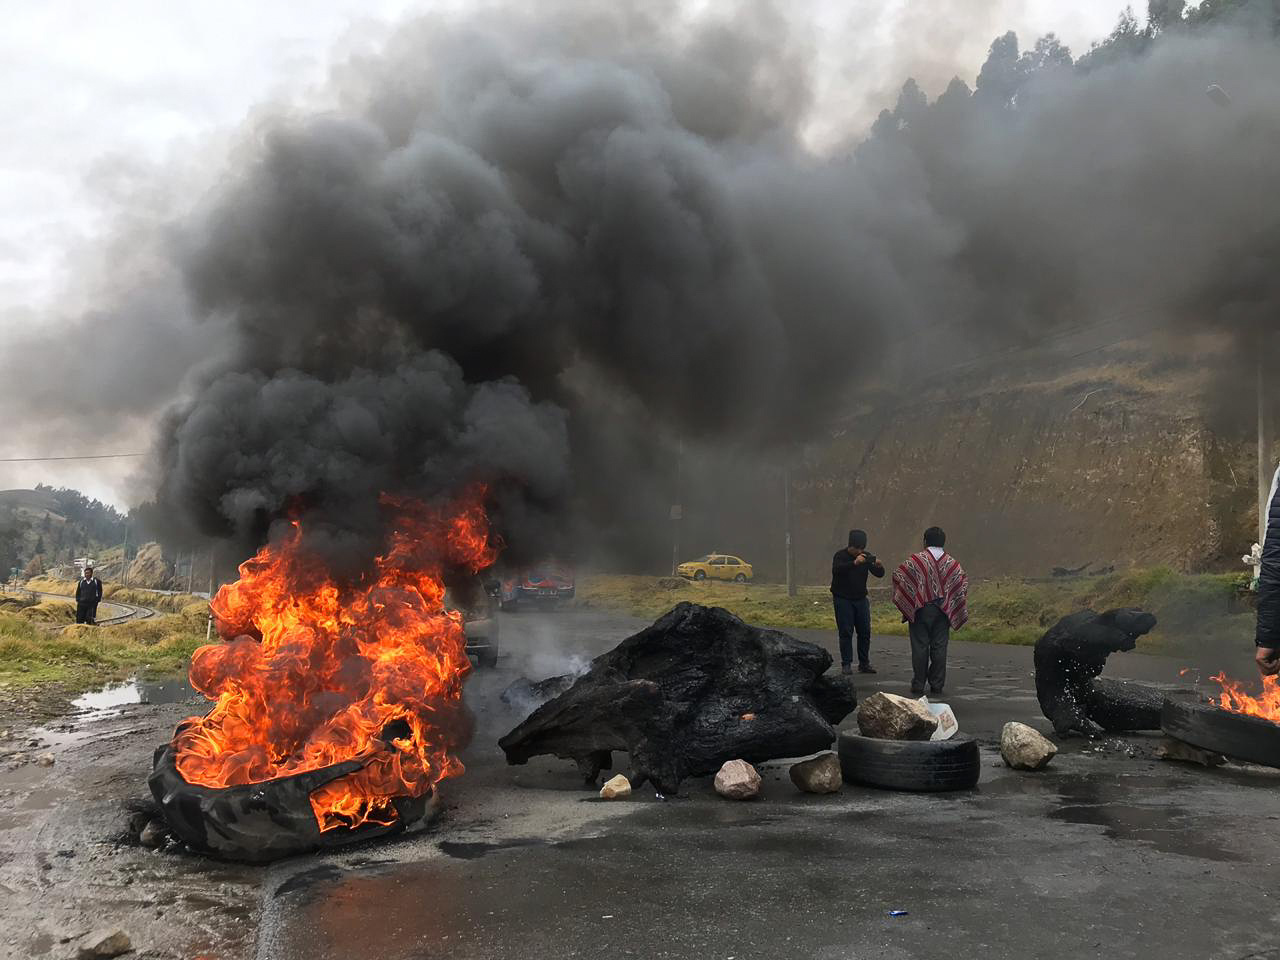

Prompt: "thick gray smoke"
[150,1,943,565]
[6,1,1280,570]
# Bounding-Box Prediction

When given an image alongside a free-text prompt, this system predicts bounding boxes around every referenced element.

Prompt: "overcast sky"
[0,0,1129,507]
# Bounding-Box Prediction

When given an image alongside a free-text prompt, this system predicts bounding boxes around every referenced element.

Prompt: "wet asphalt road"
[254,609,1280,960]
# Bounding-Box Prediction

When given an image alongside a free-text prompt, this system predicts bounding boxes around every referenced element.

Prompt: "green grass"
[22,576,208,613]
[0,608,209,690]
[576,568,1254,655]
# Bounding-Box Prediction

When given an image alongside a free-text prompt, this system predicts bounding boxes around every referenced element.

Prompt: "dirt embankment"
[792,351,1259,583]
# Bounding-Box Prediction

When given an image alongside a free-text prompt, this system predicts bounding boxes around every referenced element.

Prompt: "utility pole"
[187,551,195,594]
[205,545,216,643]
[784,466,796,597]
[120,525,129,587]
[671,438,684,576]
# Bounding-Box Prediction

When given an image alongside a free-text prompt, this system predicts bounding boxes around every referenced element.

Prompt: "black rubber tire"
[734,573,747,583]
[694,570,706,581]
[838,732,981,792]
[1160,695,1280,768]
[476,649,499,669]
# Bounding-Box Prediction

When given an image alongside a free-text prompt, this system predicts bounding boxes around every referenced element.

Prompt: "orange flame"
[1210,672,1280,726]
[172,488,497,832]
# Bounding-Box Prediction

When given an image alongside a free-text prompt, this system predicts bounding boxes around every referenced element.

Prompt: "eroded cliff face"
[793,364,1257,581]
[652,335,1266,584]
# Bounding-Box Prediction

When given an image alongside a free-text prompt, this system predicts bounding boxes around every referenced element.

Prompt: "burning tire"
[1160,695,1280,769]
[837,732,981,792]
[148,741,432,863]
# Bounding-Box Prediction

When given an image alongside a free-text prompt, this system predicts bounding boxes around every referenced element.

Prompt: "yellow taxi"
[677,554,754,583]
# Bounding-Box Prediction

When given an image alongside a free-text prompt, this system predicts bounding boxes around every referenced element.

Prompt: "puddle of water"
[438,838,548,860]
[1047,801,1239,861]
[71,675,198,712]
[138,676,199,705]
[72,681,141,712]
[32,675,202,749]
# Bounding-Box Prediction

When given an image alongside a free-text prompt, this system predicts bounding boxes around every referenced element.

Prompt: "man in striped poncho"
[892,527,969,697]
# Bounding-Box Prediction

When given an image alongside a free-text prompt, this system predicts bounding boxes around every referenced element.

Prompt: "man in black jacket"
[75,565,103,625]
[831,529,885,676]
[1258,466,1280,676]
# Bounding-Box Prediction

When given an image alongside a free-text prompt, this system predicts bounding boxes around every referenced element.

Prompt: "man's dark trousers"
[833,595,872,668]
[75,602,97,625]
[909,601,949,694]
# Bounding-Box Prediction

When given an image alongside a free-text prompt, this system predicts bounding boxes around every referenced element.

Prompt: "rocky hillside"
[790,335,1262,581]
[0,488,183,588]
[655,332,1266,584]
[0,487,124,579]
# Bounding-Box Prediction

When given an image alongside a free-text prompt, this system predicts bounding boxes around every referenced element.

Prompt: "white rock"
[599,774,632,799]
[1000,722,1058,771]
[713,759,761,800]
[76,929,132,959]
[857,692,938,741]
[788,753,842,794]
[36,753,54,767]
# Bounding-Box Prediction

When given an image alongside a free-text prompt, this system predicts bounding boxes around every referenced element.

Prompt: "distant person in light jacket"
[75,565,103,625]
[1256,465,1280,677]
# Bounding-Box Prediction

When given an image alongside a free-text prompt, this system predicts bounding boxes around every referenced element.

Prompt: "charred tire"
[694,570,706,581]
[1160,695,1280,769]
[734,573,747,583]
[838,732,981,792]
[476,649,499,669]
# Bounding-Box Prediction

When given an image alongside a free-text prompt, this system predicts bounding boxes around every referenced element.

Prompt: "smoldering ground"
[4,1,1280,572]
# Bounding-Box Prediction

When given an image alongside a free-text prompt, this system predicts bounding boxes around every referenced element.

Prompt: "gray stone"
[1000,721,1058,770]
[599,774,632,799]
[138,820,167,848]
[1156,737,1227,767]
[857,692,938,741]
[76,929,132,959]
[788,753,842,794]
[36,753,54,767]
[713,759,761,800]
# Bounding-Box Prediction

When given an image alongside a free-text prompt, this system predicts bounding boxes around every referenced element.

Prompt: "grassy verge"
[0,609,208,690]
[0,579,212,693]
[575,568,1254,655]
[20,577,209,614]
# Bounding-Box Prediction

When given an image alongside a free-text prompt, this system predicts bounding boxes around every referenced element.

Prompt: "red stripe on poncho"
[892,550,969,629]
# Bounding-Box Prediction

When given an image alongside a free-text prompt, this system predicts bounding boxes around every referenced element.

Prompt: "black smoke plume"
[6,1,1280,572]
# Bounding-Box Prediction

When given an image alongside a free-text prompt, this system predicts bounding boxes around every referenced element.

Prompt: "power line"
[0,453,146,463]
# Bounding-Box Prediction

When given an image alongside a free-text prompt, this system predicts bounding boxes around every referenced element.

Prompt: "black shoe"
[858,664,877,674]
[840,664,853,676]
[929,687,944,697]
[910,686,925,696]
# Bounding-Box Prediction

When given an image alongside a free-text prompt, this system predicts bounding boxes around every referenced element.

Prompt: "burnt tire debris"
[148,738,430,863]
[1160,695,1280,769]
[1034,608,1163,736]
[498,602,857,794]
[838,733,981,792]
